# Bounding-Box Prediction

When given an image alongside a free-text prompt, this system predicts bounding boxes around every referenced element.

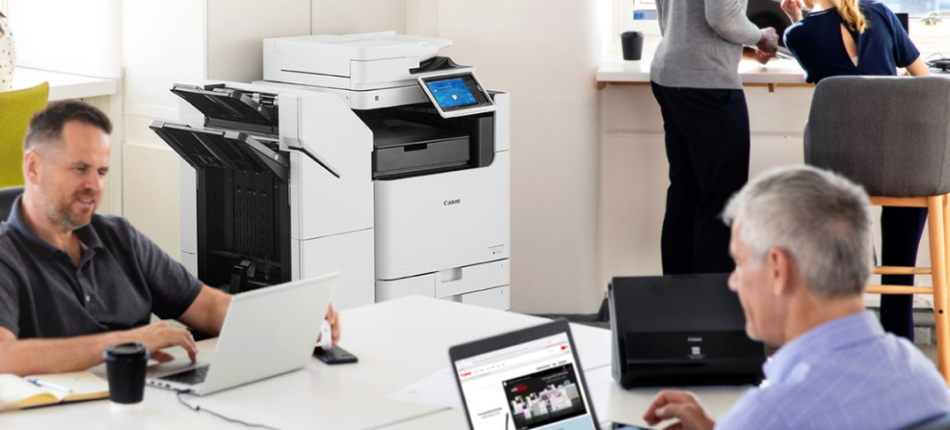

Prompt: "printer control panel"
[418,71,496,119]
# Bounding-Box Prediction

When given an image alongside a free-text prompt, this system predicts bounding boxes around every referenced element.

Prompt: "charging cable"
[177,391,281,430]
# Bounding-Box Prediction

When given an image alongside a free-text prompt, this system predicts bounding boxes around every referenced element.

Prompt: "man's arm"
[176,285,231,337]
[0,322,198,376]
[705,0,764,46]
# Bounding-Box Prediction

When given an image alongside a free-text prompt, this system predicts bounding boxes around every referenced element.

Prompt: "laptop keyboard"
[159,366,210,385]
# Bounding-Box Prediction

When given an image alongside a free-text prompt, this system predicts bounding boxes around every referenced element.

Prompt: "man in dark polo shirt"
[0,100,340,376]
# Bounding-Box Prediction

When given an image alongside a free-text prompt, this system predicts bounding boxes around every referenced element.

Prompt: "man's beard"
[36,185,95,231]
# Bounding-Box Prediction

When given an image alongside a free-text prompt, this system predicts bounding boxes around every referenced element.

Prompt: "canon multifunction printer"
[153,32,510,311]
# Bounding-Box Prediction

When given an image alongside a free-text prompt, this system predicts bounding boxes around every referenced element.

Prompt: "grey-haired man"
[644,166,950,430]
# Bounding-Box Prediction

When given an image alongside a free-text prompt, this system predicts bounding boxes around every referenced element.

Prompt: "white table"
[0,296,745,429]
[596,52,811,92]
[12,66,117,100]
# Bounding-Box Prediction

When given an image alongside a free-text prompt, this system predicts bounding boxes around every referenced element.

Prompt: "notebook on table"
[0,371,109,411]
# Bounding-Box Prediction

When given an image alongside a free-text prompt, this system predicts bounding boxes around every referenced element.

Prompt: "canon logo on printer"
[687,337,703,343]
[444,199,461,206]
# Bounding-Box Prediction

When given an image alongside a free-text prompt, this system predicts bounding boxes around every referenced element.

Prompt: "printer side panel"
[289,93,374,240]
[285,93,376,310]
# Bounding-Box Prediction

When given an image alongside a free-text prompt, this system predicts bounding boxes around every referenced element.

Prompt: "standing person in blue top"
[781,0,931,342]
[652,0,778,276]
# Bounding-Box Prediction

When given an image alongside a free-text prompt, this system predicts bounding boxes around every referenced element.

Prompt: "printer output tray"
[367,119,470,179]
[150,121,289,182]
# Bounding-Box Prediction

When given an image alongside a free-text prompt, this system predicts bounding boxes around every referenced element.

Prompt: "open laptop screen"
[452,325,598,430]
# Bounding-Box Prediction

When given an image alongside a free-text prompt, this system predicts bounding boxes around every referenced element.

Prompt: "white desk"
[1,297,744,429]
[12,67,117,100]
[596,52,811,92]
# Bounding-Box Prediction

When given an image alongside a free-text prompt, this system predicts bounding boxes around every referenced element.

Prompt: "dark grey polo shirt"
[0,197,202,339]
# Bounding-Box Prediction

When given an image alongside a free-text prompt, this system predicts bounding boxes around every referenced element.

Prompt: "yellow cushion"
[0,82,49,188]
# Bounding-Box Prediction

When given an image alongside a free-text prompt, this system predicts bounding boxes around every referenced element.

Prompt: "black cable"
[176,390,281,430]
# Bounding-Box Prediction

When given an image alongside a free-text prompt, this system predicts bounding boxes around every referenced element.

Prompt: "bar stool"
[804,76,950,385]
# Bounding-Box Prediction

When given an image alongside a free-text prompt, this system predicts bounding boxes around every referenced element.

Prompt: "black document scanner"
[609,274,766,388]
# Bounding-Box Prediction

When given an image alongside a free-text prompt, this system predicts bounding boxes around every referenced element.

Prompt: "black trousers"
[880,206,929,341]
[651,82,750,275]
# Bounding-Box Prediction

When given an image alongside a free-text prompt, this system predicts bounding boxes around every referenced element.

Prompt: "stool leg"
[929,195,950,385]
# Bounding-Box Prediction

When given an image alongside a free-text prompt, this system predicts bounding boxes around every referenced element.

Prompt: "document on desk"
[387,368,463,409]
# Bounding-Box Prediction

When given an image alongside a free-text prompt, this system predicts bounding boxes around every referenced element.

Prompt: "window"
[879,0,950,17]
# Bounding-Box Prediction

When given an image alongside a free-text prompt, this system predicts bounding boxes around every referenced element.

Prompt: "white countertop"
[597,51,810,85]
[12,66,118,100]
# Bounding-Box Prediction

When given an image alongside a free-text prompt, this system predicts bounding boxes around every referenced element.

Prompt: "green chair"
[0,82,49,187]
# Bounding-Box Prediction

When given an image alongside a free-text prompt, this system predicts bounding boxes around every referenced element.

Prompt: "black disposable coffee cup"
[621,31,644,61]
[103,343,149,412]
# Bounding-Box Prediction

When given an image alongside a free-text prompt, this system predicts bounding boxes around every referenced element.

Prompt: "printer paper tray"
[150,121,289,182]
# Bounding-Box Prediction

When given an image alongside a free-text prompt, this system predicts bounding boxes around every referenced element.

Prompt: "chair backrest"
[0,82,49,188]
[804,76,950,197]
[0,186,23,221]
[903,412,950,430]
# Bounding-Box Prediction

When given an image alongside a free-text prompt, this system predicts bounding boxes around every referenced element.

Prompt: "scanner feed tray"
[150,121,289,182]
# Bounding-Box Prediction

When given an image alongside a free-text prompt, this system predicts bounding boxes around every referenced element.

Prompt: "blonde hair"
[834,0,868,33]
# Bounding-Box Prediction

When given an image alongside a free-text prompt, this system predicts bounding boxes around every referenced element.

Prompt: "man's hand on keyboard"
[125,321,198,363]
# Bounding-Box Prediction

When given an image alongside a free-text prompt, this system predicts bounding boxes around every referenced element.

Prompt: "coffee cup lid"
[104,343,149,361]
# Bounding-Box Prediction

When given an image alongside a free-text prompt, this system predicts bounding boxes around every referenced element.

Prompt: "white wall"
[312,0,406,34]
[207,0,310,82]
[121,0,207,258]
[435,0,612,314]
[6,0,122,78]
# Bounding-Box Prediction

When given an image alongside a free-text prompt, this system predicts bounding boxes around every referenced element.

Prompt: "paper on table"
[386,368,463,409]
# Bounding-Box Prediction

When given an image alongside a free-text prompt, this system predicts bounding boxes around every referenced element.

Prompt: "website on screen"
[455,333,596,430]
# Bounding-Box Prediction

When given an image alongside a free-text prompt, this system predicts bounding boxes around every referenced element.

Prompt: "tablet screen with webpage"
[454,332,597,430]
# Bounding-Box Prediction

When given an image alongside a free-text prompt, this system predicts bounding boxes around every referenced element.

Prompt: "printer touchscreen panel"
[426,78,478,108]
[418,71,495,118]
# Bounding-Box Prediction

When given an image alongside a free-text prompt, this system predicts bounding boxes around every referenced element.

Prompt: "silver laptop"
[146,272,337,395]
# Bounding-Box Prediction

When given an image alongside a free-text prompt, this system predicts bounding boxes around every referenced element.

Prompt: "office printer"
[151,81,375,310]
[609,274,766,388]
[257,32,511,310]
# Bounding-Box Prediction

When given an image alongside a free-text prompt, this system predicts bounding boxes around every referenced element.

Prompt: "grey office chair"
[804,76,950,386]
[904,413,950,430]
[0,185,23,221]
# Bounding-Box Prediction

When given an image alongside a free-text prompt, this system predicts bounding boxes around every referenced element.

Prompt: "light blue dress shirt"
[716,311,950,430]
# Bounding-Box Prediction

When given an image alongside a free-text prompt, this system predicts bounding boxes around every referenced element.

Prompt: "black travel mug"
[104,343,150,413]
[621,31,644,61]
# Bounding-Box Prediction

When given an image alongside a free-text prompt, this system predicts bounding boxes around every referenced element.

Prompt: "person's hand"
[755,27,779,58]
[780,0,804,23]
[125,321,198,363]
[321,302,341,347]
[743,47,772,65]
[643,390,716,430]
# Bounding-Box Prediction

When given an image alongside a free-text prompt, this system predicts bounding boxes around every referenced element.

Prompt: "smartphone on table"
[313,346,358,364]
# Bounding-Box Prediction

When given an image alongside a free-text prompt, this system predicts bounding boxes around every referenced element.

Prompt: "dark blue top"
[784,1,919,84]
[0,197,203,338]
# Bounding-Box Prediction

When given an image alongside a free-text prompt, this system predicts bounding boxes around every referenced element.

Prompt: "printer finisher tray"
[171,84,278,135]
[369,119,471,179]
[149,121,289,182]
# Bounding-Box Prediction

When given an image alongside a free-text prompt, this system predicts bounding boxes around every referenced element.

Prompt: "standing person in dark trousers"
[781,0,930,341]
[652,0,778,275]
